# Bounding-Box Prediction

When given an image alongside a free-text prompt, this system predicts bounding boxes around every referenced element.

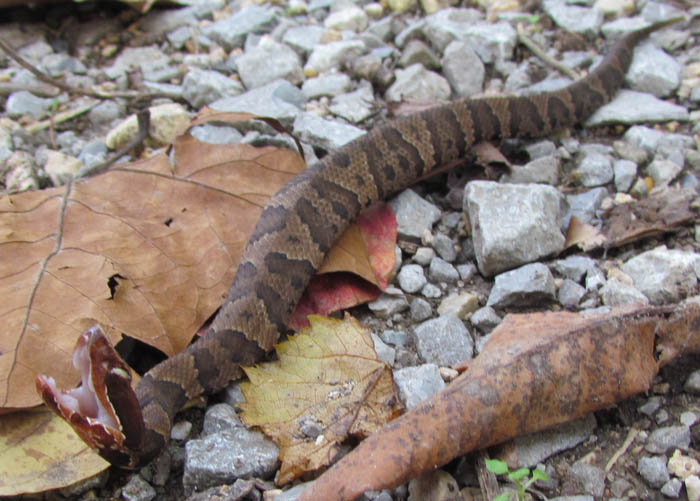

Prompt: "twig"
[0,36,176,102]
[517,23,579,80]
[76,109,151,179]
[0,82,60,97]
[25,102,97,135]
[605,427,639,472]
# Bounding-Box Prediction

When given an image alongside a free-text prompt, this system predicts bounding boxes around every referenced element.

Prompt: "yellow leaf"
[239,314,403,485]
[0,408,107,496]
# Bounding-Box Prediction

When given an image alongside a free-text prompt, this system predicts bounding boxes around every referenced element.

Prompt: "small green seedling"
[485,458,548,501]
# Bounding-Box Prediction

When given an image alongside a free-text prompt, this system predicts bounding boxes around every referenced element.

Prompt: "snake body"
[37,19,678,469]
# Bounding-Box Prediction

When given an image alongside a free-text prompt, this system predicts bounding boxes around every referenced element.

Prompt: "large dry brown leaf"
[0,134,305,409]
[300,301,700,500]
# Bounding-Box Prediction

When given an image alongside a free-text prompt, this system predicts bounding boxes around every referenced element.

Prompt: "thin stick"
[605,427,639,472]
[517,24,579,80]
[25,102,97,135]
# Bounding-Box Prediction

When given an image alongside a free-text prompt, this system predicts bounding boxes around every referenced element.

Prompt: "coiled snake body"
[37,19,678,469]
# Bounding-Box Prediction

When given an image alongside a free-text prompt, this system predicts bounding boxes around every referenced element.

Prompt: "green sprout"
[485,458,548,501]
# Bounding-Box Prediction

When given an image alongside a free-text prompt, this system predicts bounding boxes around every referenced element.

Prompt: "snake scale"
[37,18,678,471]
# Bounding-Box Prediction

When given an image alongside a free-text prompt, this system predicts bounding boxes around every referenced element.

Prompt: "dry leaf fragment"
[0,408,107,496]
[239,314,403,485]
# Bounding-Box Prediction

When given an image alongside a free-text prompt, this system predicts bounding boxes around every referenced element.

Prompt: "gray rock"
[442,40,484,98]
[190,123,244,144]
[601,16,650,39]
[5,91,53,119]
[487,263,557,308]
[389,189,441,240]
[646,159,682,188]
[371,333,396,365]
[398,40,441,70]
[553,256,598,283]
[410,297,433,321]
[293,113,365,151]
[586,90,689,127]
[661,477,683,498]
[394,19,428,48]
[385,64,451,103]
[109,46,169,76]
[457,263,477,281]
[140,3,218,36]
[202,403,242,435]
[88,100,125,127]
[613,159,637,192]
[525,140,557,160]
[301,73,352,99]
[621,246,700,304]
[236,38,303,89]
[414,315,473,366]
[543,0,604,36]
[600,277,649,307]
[140,58,179,83]
[184,428,279,491]
[202,5,278,50]
[567,462,605,497]
[397,264,427,293]
[305,40,366,75]
[428,257,459,283]
[40,53,87,77]
[368,288,409,317]
[504,414,597,468]
[432,233,457,262]
[78,140,108,169]
[624,125,694,153]
[637,456,671,488]
[393,364,445,408]
[17,40,54,62]
[182,68,244,109]
[564,187,608,226]
[324,5,368,32]
[502,155,560,185]
[424,8,484,52]
[685,369,700,394]
[210,79,303,125]
[282,25,325,55]
[464,181,565,276]
[421,283,442,298]
[469,306,501,333]
[558,279,586,308]
[638,396,664,417]
[379,329,409,348]
[614,139,648,164]
[167,25,194,49]
[121,475,156,501]
[329,83,375,123]
[627,41,682,97]
[413,247,435,265]
[645,425,691,454]
[576,149,613,187]
[462,22,517,65]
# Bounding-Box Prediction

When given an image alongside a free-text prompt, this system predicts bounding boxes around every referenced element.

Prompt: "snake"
[36,18,679,470]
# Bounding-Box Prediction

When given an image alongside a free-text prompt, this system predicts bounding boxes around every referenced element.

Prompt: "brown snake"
[37,18,679,470]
